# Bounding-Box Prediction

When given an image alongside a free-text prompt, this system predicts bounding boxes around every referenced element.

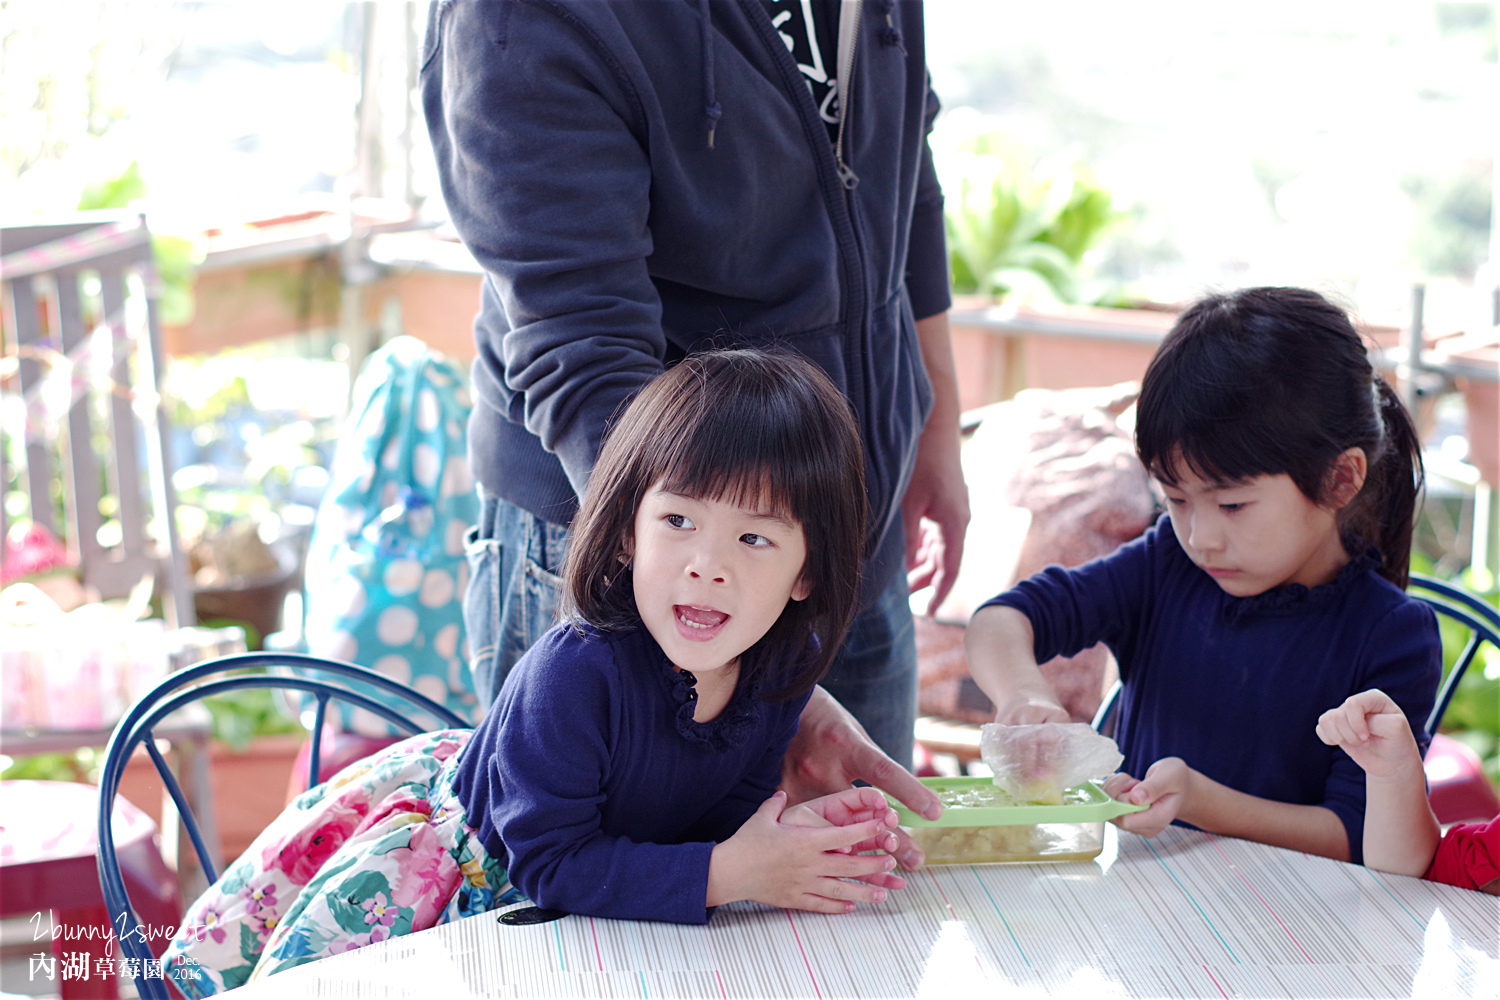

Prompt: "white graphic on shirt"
[768,0,840,124]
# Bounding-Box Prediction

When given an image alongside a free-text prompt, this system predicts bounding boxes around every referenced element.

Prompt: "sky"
[922,0,1499,329]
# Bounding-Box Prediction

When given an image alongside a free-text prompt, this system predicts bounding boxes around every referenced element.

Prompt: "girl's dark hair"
[562,348,867,701]
[1135,286,1423,587]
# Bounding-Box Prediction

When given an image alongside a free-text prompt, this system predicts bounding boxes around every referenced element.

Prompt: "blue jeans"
[462,493,917,769]
[462,492,571,711]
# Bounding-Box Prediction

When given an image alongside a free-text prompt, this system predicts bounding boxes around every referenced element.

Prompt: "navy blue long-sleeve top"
[450,621,809,924]
[982,516,1441,863]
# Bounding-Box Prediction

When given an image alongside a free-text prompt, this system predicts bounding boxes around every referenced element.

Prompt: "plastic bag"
[980,722,1124,804]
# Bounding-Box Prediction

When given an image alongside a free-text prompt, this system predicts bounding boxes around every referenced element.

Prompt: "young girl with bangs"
[965,286,1441,863]
[163,350,905,994]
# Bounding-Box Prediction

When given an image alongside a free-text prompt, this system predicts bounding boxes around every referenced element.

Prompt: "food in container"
[888,777,1146,864]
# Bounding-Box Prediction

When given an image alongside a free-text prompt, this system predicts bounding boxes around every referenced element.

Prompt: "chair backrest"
[1407,572,1500,736]
[95,652,468,1000]
[1091,679,1122,736]
[0,214,195,627]
[1089,572,1499,739]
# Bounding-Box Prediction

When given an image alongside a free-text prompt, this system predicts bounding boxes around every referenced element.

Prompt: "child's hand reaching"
[708,791,901,913]
[1102,758,1193,837]
[1315,689,1423,779]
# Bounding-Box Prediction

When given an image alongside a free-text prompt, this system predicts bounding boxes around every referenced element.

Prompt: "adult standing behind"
[421,0,963,846]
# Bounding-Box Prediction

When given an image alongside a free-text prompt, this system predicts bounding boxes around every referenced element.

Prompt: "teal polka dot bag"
[300,336,482,732]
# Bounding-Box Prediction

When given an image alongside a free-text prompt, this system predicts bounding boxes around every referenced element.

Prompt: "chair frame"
[1406,572,1500,736]
[96,652,468,1000]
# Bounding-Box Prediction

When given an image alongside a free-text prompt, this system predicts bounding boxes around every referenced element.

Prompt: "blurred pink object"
[2,522,72,584]
[1426,733,1500,824]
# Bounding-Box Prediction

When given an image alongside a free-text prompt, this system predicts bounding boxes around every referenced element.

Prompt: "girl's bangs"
[1137,392,1286,488]
[660,462,793,520]
[649,389,810,524]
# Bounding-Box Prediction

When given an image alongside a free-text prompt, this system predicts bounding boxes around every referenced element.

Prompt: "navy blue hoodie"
[422,0,949,588]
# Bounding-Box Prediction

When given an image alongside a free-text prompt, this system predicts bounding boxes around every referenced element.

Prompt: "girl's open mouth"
[674,604,729,641]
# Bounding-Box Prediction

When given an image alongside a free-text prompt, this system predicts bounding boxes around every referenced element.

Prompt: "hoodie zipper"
[833,0,863,189]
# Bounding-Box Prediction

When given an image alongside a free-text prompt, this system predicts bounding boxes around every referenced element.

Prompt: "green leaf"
[220,862,253,896]
[219,963,255,991]
[238,922,262,962]
[328,871,394,936]
[76,161,146,211]
[941,131,1118,303]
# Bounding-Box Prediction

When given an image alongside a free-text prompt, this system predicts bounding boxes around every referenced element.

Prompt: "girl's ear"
[791,575,812,602]
[1326,447,1368,509]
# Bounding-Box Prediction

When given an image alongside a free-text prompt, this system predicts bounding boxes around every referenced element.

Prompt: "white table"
[221,826,1498,999]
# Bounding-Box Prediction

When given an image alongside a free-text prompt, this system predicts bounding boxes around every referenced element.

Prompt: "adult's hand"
[781,687,942,870]
[903,311,970,615]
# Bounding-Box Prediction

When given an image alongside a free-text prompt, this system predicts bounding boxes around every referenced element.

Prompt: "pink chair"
[0,780,181,999]
[1425,733,1500,824]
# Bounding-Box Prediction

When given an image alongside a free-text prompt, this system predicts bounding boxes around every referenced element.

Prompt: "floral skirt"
[162,730,525,996]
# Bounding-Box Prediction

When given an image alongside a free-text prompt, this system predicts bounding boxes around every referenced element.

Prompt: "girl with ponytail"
[965,287,1441,864]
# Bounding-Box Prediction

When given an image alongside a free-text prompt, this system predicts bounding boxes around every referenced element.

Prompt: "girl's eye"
[740,533,771,548]
[1165,496,1186,506]
[1219,503,1244,513]
[665,514,693,529]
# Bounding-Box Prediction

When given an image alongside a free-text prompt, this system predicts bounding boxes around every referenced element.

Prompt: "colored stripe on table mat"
[783,909,822,999]
[1207,835,1338,995]
[968,865,1031,968]
[699,925,729,1000]
[1143,835,1240,963]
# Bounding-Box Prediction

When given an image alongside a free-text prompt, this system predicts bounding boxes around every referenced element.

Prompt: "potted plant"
[934,127,1176,411]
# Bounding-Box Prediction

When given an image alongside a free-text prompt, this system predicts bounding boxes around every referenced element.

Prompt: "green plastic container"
[889,777,1146,865]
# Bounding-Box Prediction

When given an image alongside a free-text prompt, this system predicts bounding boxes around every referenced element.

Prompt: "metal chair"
[1406,573,1500,823]
[95,652,468,1000]
[0,213,194,626]
[1091,571,1500,821]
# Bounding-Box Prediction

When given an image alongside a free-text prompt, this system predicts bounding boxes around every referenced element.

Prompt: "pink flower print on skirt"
[160,729,523,997]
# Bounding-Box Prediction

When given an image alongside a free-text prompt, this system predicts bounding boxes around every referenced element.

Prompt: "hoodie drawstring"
[698,0,723,148]
[878,0,904,52]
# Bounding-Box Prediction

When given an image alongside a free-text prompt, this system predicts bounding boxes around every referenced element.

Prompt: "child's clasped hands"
[709,786,904,914]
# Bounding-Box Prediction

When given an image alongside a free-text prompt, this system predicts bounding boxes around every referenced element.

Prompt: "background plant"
[939,130,1120,303]
[76,159,200,326]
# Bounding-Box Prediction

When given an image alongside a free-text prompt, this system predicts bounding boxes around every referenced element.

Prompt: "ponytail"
[1345,376,1423,588]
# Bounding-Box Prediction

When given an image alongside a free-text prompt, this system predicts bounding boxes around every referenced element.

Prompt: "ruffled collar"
[1221,547,1383,622]
[634,629,760,753]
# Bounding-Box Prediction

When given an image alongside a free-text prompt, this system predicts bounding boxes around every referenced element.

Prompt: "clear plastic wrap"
[980,722,1124,804]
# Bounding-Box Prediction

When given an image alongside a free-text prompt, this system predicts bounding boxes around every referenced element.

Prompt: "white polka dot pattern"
[420,569,455,608]
[376,604,420,646]
[384,559,423,596]
[297,337,481,736]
